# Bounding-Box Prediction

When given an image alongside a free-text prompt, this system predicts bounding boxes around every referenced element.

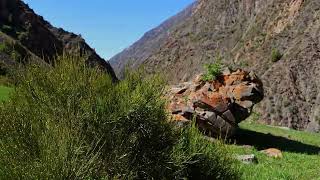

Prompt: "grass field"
[1,81,319,179]
[229,122,320,180]
[0,86,12,101]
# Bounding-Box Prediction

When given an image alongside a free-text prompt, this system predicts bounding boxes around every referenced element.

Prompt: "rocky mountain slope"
[111,0,320,132]
[0,0,116,80]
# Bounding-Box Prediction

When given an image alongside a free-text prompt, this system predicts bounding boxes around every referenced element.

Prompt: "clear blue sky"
[23,0,194,60]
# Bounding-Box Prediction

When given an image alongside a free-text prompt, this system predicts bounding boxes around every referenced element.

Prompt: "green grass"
[0,86,12,101]
[228,121,320,180]
[271,48,283,62]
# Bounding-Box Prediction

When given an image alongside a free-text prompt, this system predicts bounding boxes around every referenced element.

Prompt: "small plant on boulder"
[202,58,222,81]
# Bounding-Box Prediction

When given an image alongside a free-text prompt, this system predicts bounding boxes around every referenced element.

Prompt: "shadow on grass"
[230,128,320,155]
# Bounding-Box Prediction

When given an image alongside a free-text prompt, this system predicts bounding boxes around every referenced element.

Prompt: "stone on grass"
[236,154,258,164]
[260,148,283,158]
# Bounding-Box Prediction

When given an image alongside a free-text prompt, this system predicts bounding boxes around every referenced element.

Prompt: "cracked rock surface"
[166,69,264,137]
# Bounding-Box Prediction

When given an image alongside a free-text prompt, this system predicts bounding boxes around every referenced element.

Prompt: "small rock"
[224,69,247,86]
[204,136,216,143]
[222,67,231,75]
[211,80,223,90]
[176,87,188,95]
[260,148,283,158]
[236,100,253,109]
[278,126,291,130]
[172,114,189,122]
[223,110,236,124]
[232,83,254,100]
[204,111,217,124]
[248,71,257,81]
[194,93,229,113]
[193,73,204,84]
[236,154,258,164]
[172,114,190,128]
[169,101,186,114]
[241,145,253,149]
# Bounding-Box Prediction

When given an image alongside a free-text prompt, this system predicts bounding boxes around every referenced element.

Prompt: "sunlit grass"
[0,86,12,101]
[228,121,320,180]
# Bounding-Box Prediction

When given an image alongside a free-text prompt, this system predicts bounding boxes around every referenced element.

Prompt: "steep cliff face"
[0,0,116,79]
[111,0,320,132]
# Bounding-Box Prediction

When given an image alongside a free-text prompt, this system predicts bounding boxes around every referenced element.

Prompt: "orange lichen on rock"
[165,68,264,138]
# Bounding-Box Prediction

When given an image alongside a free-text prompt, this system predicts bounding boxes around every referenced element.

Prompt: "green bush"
[0,41,22,62]
[0,25,14,34]
[202,59,222,81]
[0,54,239,179]
[17,31,28,41]
[0,68,7,77]
[271,48,283,62]
[0,42,7,52]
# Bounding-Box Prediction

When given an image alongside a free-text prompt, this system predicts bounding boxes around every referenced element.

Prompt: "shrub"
[0,54,176,179]
[202,58,222,81]
[0,41,22,62]
[0,42,7,52]
[1,25,13,33]
[17,31,28,41]
[0,65,7,75]
[0,24,17,37]
[271,48,282,62]
[0,54,239,179]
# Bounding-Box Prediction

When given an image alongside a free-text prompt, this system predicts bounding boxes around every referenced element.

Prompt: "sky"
[23,0,194,60]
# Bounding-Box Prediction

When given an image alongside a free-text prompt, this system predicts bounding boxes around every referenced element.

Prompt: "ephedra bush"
[0,54,239,179]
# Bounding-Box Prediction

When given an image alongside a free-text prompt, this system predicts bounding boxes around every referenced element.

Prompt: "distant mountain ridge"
[109,1,197,78]
[110,0,320,132]
[0,0,117,80]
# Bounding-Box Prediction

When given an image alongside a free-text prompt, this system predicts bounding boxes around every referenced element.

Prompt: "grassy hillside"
[0,86,11,101]
[229,122,320,180]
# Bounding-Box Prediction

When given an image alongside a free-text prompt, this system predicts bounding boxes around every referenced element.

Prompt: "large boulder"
[166,69,264,138]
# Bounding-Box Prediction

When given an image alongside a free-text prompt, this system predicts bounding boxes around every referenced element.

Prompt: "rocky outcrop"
[0,0,117,80]
[166,69,263,137]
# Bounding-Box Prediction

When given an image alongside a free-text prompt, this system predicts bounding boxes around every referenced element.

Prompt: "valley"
[0,0,320,179]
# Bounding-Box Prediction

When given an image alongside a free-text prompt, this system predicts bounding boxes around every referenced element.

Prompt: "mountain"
[110,0,320,132]
[0,0,117,80]
[109,2,197,78]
